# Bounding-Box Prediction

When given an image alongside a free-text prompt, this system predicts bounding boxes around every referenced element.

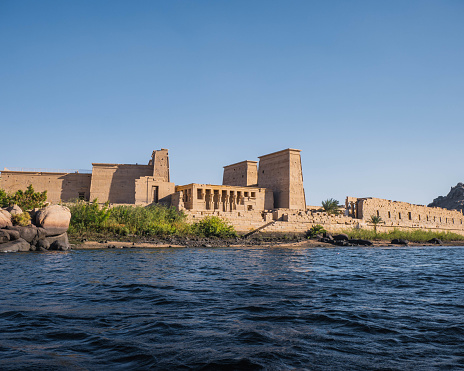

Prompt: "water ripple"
[0,246,463,369]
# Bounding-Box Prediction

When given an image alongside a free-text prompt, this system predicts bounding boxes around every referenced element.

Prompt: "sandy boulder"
[35,205,71,235]
[0,209,12,228]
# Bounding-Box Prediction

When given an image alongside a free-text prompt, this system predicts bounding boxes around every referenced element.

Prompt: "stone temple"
[2,148,464,235]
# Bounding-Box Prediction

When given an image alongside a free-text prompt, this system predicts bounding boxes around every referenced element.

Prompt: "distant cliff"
[428,183,464,212]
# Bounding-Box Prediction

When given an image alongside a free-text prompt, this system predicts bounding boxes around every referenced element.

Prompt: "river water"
[0,246,463,370]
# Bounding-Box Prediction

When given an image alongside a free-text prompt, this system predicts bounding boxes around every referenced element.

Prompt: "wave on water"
[0,246,463,370]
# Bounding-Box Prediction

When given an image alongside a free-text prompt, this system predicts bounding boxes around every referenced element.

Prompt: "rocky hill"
[428,182,464,212]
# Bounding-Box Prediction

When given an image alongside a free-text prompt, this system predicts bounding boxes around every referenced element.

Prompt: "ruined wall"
[89,164,153,204]
[0,171,92,203]
[257,148,306,210]
[347,197,464,233]
[223,161,258,187]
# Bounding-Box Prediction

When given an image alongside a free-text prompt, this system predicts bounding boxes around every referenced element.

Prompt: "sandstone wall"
[354,197,464,230]
[134,177,175,205]
[174,183,273,213]
[89,164,153,204]
[151,149,170,182]
[257,149,306,209]
[0,171,92,203]
[223,161,258,187]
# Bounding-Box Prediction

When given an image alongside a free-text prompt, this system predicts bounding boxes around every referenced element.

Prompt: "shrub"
[344,228,464,242]
[11,212,31,226]
[67,201,188,237]
[192,216,237,238]
[68,199,111,233]
[0,185,47,210]
[305,224,327,239]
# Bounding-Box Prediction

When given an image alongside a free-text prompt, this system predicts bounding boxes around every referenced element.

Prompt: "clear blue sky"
[1,0,463,206]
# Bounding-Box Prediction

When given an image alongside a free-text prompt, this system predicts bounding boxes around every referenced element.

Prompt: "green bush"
[0,185,47,210]
[11,212,31,226]
[68,199,111,233]
[67,201,189,237]
[344,228,464,242]
[305,224,327,239]
[192,216,237,238]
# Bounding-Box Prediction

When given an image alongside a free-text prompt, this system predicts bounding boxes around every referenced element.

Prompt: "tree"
[369,215,383,234]
[321,198,340,215]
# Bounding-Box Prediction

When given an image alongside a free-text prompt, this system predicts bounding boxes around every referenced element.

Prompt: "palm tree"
[369,215,383,234]
[321,198,340,215]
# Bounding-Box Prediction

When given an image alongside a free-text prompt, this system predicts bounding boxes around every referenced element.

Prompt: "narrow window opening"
[78,192,85,200]
[399,212,402,219]
[408,212,412,220]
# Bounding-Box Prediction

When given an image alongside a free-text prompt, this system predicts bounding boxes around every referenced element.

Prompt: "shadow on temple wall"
[59,173,92,202]
[107,165,152,204]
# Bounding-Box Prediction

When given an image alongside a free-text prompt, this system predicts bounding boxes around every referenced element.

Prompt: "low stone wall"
[185,205,464,236]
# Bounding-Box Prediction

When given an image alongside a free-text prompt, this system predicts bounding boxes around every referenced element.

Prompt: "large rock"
[6,225,39,243]
[428,183,464,212]
[333,233,349,241]
[391,238,409,245]
[35,205,71,236]
[3,229,20,241]
[6,204,23,216]
[0,209,12,228]
[36,239,50,250]
[0,230,10,244]
[0,238,31,252]
[46,232,70,251]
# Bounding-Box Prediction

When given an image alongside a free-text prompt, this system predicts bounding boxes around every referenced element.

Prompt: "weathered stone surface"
[391,238,409,245]
[6,204,23,216]
[35,205,71,235]
[428,183,464,213]
[46,232,70,250]
[350,239,373,246]
[6,225,38,243]
[0,230,10,243]
[0,209,12,228]
[3,229,20,241]
[0,238,31,252]
[333,233,349,241]
[36,239,50,250]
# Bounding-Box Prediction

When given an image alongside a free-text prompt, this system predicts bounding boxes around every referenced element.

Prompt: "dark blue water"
[1,246,463,370]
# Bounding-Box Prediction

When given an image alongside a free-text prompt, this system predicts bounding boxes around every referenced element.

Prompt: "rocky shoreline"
[72,234,463,250]
[0,205,71,252]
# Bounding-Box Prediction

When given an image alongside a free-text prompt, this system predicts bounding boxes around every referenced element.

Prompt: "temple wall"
[257,149,306,209]
[349,197,464,230]
[89,164,153,204]
[173,183,273,213]
[223,161,258,187]
[0,171,91,203]
[134,177,175,205]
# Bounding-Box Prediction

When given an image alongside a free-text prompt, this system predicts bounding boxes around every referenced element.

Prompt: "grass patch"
[344,228,464,242]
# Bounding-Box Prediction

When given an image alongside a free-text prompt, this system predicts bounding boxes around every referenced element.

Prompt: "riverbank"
[72,236,464,250]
